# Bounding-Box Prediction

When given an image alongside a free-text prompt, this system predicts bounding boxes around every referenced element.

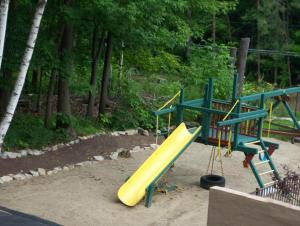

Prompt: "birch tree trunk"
[0,0,10,72]
[0,0,47,151]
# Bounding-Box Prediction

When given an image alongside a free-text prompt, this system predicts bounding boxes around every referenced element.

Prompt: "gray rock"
[82,161,92,166]
[0,178,3,184]
[110,132,119,136]
[144,147,151,151]
[132,146,141,152]
[37,168,46,176]
[47,170,54,176]
[138,128,149,136]
[13,174,26,180]
[67,164,75,170]
[117,131,126,135]
[28,150,43,156]
[69,140,75,145]
[125,129,138,136]
[116,148,126,153]
[118,150,131,158]
[20,150,28,157]
[93,155,104,161]
[75,162,84,167]
[29,170,39,177]
[54,167,62,172]
[57,143,64,148]
[52,145,58,151]
[5,152,19,159]
[1,176,13,183]
[150,143,159,150]
[109,152,118,160]
[24,173,33,179]
[63,166,69,171]
[0,153,7,159]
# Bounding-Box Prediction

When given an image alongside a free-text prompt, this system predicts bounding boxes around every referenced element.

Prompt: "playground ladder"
[249,143,279,188]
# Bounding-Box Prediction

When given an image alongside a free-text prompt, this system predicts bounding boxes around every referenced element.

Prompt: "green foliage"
[109,79,154,130]
[183,44,234,99]
[243,81,274,96]
[3,114,69,150]
[126,49,182,75]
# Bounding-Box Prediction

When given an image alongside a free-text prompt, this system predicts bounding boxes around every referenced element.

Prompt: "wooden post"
[237,38,250,96]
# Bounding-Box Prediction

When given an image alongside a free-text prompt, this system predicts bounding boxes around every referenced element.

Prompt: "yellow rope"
[155,91,181,144]
[217,99,240,159]
[245,109,250,134]
[158,91,181,111]
[168,105,172,136]
[267,102,273,138]
[225,129,232,157]
[156,116,159,144]
[222,99,240,122]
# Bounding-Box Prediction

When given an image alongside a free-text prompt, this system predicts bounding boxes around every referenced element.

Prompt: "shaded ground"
[0,206,60,226]
[0,134,161,176]
[0,138,299,226]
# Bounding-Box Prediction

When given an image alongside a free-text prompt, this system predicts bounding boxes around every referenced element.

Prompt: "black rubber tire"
[200,174,225,190]
[293,137,300,143]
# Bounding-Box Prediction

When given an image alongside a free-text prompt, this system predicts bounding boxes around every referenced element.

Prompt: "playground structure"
[118,74,300,207]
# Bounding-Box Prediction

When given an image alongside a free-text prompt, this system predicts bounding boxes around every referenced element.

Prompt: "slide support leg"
[145,183,156,208]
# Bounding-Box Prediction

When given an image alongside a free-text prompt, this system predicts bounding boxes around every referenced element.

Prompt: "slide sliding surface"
[118,123,201,206]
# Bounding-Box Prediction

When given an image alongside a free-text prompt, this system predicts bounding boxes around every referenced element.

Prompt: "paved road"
[0,207,60,226]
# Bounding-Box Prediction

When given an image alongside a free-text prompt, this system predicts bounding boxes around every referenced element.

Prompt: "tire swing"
[200,100,239,190]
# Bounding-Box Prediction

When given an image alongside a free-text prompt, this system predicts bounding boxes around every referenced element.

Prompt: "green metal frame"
[151,73,300,195]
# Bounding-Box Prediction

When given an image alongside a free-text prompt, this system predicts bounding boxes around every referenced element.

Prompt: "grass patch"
[3,114,104,151]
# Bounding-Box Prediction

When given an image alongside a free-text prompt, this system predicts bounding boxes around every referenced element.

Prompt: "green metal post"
[202,79,213,144]
[176,88,185,126]
[257,95,265,139]
[260,140,279,179]
[282,100,300,131]
[233,100,241,149]
[145,183,156,207]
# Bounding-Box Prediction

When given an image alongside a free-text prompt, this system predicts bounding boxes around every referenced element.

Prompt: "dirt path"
[0,134,161,176]
[0,139,299,226]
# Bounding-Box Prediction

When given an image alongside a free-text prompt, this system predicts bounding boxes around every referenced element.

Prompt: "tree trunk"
[287,56,292,86]
[44,69,57,128]
[0,0,47,152]
[285,2,292,86]
[227,15,232,41]
[31,68,41,93]
[0,69,11,118]
[0,0,9,72]
[86,26,105,117]
[256,0,261,83]
[56,18,73,130]
[212,13,216,43]
[99,32,113,115]
[230,47,237,66]
[185,9,192,60]
[118,41,124,81]
[237,37,250,96]
[274,65,278,85]
[35,69,42,112]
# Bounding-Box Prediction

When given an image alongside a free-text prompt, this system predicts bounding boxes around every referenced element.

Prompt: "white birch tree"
[0,0,10,71]
[0,0,47,151]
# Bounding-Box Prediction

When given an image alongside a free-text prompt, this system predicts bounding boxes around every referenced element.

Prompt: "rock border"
[0,128,150,160]
[0,143,159,185]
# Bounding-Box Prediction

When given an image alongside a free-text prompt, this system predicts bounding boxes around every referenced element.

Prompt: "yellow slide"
[118,123,201,207]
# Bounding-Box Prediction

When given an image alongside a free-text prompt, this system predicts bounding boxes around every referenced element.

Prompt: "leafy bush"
[4,114,69,151]
[183,44,234,99]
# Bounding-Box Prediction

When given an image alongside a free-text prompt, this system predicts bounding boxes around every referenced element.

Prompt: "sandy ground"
[0,139,299,226]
